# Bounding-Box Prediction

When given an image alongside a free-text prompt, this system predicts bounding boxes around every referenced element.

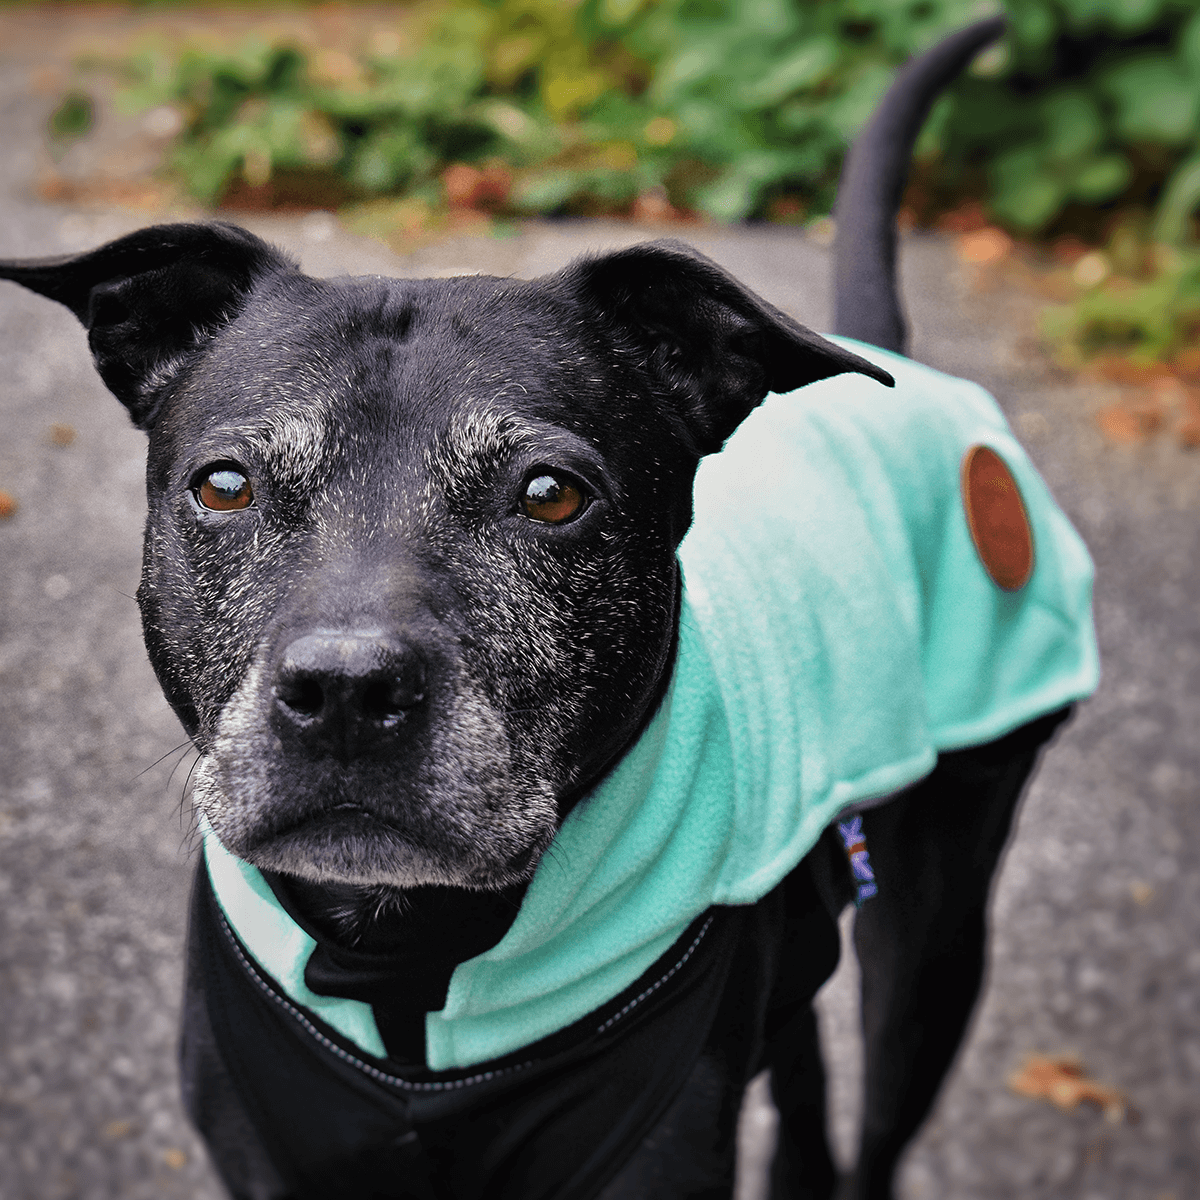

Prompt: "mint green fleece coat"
[204,339,1099,1071]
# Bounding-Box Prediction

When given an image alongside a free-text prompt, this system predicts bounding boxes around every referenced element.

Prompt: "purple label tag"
[836,816,877,905]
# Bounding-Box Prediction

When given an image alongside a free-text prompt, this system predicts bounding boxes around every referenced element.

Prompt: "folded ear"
[560,240,894,455]
[0,222,295,429]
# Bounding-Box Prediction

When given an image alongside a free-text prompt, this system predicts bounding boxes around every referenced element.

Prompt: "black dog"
[0,17,1098,1200]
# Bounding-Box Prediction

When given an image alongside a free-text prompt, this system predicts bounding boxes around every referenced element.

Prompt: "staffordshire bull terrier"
[0,15,1097,1200]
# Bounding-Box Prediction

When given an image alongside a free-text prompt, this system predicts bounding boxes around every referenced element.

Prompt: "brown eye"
[520,473,585,524]
[196,467,253,512]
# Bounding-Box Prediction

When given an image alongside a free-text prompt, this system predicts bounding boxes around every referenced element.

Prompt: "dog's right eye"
[520,472,587,524]
[195,466,254,512]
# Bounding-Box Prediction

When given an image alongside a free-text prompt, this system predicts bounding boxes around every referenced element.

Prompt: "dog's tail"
[832,15,1007,355]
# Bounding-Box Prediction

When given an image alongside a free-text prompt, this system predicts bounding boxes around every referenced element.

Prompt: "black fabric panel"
[184,868,440,1199]
[183,864,766,1200]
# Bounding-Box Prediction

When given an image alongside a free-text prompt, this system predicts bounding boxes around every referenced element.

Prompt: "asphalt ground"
[2,35,1199,1200]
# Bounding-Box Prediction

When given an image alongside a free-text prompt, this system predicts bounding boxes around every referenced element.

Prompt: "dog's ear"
[562,240,894,454]
[0,222,295,430]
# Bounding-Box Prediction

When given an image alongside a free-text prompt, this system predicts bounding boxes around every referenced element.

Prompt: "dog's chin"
[223,807,546,891]
[190,748,558,891]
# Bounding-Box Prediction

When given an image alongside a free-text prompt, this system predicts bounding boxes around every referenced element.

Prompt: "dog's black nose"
[273,633,426,759]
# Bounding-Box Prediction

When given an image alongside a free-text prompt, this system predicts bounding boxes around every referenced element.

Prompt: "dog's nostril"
[277,675,325,717]
[361,677,424,722]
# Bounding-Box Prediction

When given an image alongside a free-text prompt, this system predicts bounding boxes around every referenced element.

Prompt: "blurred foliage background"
[40,0,1200,371]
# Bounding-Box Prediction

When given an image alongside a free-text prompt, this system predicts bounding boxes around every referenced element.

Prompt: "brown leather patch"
[962,445,1034,591]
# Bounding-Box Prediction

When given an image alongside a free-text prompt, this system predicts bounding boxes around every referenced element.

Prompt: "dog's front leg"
[762,844,849,1200]
[766,1001,838,1200]
[844,709,1072,1200]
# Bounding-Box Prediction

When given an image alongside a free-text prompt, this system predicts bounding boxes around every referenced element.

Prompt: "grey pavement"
[2,45,1199,1200]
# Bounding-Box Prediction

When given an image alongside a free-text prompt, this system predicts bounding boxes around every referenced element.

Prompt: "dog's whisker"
[178,829,205,867]
[157,742,201,829]
[130,738,195,783]
[176,752,204,821]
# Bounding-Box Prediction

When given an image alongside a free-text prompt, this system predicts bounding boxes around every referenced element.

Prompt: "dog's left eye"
[520,472,587,524]
[195,466,254,512]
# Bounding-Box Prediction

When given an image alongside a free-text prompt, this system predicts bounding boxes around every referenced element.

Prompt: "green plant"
[48,90,95,142]
[55,0,1200,248]
[933,0,1200,237]
[115,16,543,205]
[98,0,996,217]
[564,0,987,220]
[1043,238,1200,366]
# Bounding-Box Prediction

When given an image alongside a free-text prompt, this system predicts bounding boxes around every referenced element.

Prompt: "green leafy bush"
[936,0,1200,237]
[533,0,988,221]
[67,0,1200,249]
[104,0,993,218]
[116,14,547,205]
[48,90,95,141]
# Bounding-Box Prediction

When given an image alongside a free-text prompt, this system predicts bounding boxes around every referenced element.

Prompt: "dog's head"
[1,223,890,891]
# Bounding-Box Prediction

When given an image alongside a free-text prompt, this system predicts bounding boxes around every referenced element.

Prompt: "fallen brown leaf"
[936,200,989,233]
[442,162,512,212]
[767,195,805,223]
[1096,400,1164,443]
[1177,393,1200,449]
[1172,347,1200,383]
[632,190,686,223]
[0,490,17,520]
[1086,356,1174,386]
[956,227,1013,265]
[1008,1054,1129,1123]
[1051,236,1089,266]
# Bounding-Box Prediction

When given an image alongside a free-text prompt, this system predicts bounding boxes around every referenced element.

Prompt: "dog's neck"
[266,871,530,956]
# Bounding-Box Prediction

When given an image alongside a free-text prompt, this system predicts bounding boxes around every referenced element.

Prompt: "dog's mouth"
[327,801,386,820]
[266,802,457,862]
[257,815,544,890]
[193,749,552,891]
[231,801,456,884]
[272,802,401,840]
